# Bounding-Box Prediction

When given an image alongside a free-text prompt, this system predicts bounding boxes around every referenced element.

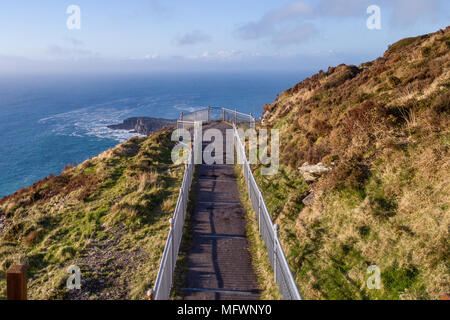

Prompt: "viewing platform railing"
[150,107,301,300]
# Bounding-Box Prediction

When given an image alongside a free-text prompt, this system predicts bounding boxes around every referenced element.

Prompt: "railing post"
[246,162,250,191]
[180,112,183,121]
[273,224,279,283]
[169,218,174,272]
[234,108,237,125]
[7,265,27,300]
[208,106,210,122]
[222,108,225,121]
[147,289,156,300]
[184,163,188,216]
[258,192,262,234]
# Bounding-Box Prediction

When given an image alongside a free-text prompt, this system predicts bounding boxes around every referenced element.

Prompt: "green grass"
[253,27,450,300]
[234,164,282,300]
[0,129,185,300]
[172,169,197,300]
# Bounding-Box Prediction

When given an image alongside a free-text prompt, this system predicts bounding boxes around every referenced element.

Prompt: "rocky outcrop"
[107,117,176,135]
[302,190,323,207]
[298,162,332,182]
[302,192,315,206]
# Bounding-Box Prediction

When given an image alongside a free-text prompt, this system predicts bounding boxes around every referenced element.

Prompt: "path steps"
[180,122,260,300]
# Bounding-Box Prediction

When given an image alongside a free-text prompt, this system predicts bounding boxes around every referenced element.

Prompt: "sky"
[0,0,449,74]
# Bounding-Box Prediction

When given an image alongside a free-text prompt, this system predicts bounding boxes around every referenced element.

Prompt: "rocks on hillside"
[108,117,176,135]
[298,162,332,182]
[302,192,315,206]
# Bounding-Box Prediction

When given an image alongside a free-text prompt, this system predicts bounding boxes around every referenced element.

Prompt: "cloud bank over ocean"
[1,1,448,75]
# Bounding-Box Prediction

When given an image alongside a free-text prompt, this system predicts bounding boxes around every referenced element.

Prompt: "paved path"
[181,122,260,300]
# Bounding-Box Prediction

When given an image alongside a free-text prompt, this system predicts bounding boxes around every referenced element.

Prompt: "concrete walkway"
[181,122,260,300]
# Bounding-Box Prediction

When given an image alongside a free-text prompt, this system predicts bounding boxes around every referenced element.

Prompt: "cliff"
[253,27,449,299]
[107,117,177,135]
[1,27,448,301]
[0,128,184,299]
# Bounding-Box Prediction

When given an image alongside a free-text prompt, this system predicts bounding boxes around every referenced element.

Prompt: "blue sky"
[0,0,449,73]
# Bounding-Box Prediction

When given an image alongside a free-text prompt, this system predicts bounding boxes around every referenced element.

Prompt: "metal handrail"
[149,143,194,300]
[178,107,256,126]
[233,125,302,300]
[150,108,300,300]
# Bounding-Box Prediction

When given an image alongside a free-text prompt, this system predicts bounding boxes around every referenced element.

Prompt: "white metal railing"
[148,143,194,300]
[178,107,256,129]
[223,107,255,129]
[233,125,302,300]
[150,108,300,300]
[177,120,196,131]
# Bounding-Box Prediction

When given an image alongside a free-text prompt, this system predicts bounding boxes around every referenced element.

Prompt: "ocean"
[0,72,307,197]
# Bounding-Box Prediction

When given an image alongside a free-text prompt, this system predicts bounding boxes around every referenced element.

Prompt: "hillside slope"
[256,27,449,299]
[0,129,183,299]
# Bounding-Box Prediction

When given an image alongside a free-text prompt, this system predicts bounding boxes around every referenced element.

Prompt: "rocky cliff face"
[108,117,177,135]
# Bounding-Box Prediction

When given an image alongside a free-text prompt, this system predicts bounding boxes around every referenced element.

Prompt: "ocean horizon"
[0,72,308,197]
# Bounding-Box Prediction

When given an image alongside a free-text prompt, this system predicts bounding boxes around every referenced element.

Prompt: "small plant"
[138,171,159,192]
[421,46,432,57]
[388,75,401,88]
[0,128,184,299]
[432,91,450,114]
[256,27,450,299]
[399,107,418,128]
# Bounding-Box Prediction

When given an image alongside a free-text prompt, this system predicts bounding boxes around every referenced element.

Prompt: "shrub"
[161,198,175,213]
[65,174,101,201]
[138,171,159,192]
[388,75,401,88]
[324,65,361,89]
[23,229,42,246]
[113,138,142,157]
[432,91,450,114]
[343,101,386,134]
[311,118,332,137]
[421,46,432,57]
[386,35,426,56]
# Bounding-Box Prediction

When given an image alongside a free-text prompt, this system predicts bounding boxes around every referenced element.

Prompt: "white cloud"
[187,50,245,60]
[236,0,448,46]
[271,23,317,47]
[144,54,160,60]
[236,1,317,46]
[174,30,212,46]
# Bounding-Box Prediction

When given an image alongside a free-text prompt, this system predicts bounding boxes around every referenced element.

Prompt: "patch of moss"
[0,128,184,299]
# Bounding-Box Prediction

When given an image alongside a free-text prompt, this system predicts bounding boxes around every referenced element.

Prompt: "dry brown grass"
[161,198,175,213]
[256,26,450,299]
[138,171,159,192]
[234,165,282,300]
[0,128,183,300]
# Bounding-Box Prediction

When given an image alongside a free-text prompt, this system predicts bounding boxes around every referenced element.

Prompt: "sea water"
[0,72,307,197]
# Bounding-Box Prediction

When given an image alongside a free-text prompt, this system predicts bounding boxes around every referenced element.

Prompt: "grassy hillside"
[256,27,450,299]
[0,129,184,299]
